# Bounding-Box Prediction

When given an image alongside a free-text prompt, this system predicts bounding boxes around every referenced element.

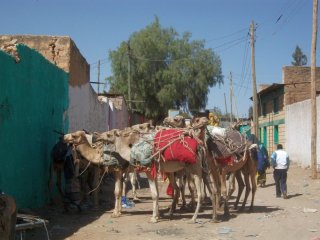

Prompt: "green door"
[263,127,267,148]
[274,125,279,144]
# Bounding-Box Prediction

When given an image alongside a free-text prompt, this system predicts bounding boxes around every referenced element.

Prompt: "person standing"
[257,143,269,187]
[270,144,290,199]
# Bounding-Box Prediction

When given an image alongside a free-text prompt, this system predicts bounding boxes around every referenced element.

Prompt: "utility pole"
[127,41,132,110]
[97,60,100,94]
[250,21,259,142]
[310,0,318,179]
[229,72,233,123]
[224,93,228,117]
[233,89,240,122]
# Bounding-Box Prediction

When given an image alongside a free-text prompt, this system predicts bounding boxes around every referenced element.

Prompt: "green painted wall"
[0,44,69,208]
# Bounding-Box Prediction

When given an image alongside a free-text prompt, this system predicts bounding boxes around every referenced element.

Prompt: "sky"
[0,0,316,117]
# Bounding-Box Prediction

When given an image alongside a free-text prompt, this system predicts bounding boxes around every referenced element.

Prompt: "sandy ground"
[24,163,320,240]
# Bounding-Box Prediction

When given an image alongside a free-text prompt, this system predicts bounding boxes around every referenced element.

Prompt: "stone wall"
[0,35,89,86]
[283,66,320,105]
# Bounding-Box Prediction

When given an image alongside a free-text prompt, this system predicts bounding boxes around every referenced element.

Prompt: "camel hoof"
[111,212,121,218]
[150,217,158,223]
[188,218,197,224]
[210,218,221,223]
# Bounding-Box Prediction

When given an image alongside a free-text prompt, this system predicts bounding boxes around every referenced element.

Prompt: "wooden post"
[250,21,259,142]
[224,93,228,116]
[311,0,318,179]
[97,60,100,94]
[229,72,233,123]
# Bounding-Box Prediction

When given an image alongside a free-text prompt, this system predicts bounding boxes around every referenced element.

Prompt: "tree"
[107,17,223,120]
[291,45,307,66]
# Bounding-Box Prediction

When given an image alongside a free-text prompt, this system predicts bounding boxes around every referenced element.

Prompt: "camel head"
[63,131,87,145]
[163,115,186,128]
[192,117,208,129]
[113,128,142,161]
[93,129,120,143]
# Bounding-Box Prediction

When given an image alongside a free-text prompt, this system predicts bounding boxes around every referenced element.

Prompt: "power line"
[89,30,249,64]
[206,27,248,42]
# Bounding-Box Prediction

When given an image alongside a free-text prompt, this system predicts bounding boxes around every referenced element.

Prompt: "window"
[273,97,279,113]
[262,102,267,116]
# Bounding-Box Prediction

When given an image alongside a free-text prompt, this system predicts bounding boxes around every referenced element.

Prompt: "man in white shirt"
[270,144,290,199]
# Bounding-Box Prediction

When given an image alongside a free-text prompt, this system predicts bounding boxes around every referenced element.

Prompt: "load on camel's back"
[129,117,208,223]
[153,128,198,164]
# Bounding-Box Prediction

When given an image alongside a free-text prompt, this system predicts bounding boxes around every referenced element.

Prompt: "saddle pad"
[154,129,198,164]
[130,133,155,166]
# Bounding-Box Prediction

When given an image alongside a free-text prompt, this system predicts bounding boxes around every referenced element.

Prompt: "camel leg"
[190,173,204,223]
[129,171,139,201]
[176,172,187,209]
[187,175,196,210]
[112,171,122,218]
[239,168,251,211]
[234,170,244,210]
[146,172,159,223]
[206,171,219,222]
[167,173,180,218]
[249,169,257,211]
[220,172,230,219]
[227,172,235,199]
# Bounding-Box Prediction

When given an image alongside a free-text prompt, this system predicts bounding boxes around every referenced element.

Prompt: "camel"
[128,117,209,223]
[62,130,111,209]
[227,144,258,211]
[62,124,154,217]
[0,194,16,240]
[205,126,258,222]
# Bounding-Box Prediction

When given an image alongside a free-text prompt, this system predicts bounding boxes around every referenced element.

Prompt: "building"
[257,83,285,154]
[256,66,320,165]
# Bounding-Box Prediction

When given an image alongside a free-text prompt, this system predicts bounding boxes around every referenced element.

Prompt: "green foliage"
[108,17,223,119]
[291,45,307,66]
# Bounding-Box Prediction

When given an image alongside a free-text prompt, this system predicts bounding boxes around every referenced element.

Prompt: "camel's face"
[192,117,208,129]
[63,131,85,144]
[94,129,119,143]
[163,115,186,128]
[114,129,142,161]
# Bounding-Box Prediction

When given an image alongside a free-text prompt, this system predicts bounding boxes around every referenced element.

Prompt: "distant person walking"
[270,144,290,199]
[257,143,269,187]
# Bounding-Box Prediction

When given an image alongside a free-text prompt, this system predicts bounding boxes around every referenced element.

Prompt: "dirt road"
[28,163,320,240]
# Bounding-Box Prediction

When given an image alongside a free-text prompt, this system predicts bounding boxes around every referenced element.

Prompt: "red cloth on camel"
[154,129,198,164]
[216,156,235,166]
[166,183,174,197]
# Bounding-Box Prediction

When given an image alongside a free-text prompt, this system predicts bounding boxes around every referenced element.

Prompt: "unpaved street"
[29,164,320,240]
